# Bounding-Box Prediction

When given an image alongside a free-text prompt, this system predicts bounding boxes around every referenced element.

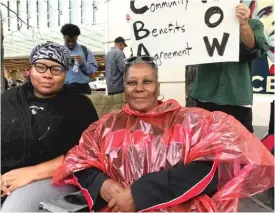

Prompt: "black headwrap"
[29,41,72,70]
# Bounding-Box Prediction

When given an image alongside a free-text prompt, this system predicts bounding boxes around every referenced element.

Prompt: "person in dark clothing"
[1,41,98,212]
[53,56,274,212]
[105,37,127,95]
[261,101,275,155]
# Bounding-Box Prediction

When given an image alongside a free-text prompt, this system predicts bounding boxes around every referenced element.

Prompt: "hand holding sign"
[236,3,250,25]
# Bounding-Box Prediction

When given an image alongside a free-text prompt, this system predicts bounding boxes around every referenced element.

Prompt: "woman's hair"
[61,24,81,37]
[123,61,159,82]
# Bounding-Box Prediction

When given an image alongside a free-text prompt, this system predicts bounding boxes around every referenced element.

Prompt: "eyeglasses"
[124,56,156,65]
[33,62,65,76]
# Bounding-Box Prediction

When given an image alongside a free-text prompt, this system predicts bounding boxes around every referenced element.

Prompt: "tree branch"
[0,3,34,29]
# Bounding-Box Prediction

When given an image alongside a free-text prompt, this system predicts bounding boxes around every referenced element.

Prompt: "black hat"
[114,37,127,47]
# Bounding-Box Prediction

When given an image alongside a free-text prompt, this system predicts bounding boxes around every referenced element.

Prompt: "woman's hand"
[236,3,250,26]
[1,167,37,196]
[1,174,11,197]
[100,179,124,202]
[108,188,136,212]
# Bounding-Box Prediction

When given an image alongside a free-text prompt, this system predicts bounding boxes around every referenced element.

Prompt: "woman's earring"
[158,94,164,101]
[122,96,127,103]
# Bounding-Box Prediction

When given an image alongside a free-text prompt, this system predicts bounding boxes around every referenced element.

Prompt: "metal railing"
[0,0,105,32]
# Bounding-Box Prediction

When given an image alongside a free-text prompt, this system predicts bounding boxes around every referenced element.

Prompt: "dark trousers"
[268,101,274,135]
[197,101,253,133]
[66,83,91,95]
[268,101,274,155]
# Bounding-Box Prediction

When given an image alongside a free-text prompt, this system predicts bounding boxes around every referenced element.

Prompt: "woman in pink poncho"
[53,56,274,212]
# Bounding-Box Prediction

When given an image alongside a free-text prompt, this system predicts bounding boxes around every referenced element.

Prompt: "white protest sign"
[129,0,240,69]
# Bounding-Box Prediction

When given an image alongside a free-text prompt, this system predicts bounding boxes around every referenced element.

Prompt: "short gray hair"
[123,61,158,82]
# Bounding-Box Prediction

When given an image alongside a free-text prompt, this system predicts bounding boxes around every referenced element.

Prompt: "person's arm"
[236,4,269,61]
[115,51,126,73]
[80,95,99,124]
[74,168,109,211]
[55,95,99,157]
[240,22,255,50]
[130,161,218,211]
[239,19,269,61]
[236,3,255,49]
[33,155,64,180]
[74,168,125,211]
[80,50,98,75]
[1,156,64,196]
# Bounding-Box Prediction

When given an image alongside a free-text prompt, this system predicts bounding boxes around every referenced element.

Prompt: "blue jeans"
[1,178,76,212]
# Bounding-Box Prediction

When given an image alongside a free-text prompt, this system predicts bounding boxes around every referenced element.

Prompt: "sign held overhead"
[129,0,240,69]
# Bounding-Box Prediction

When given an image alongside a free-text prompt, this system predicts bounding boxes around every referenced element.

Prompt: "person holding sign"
[53,56,273,212]
[191,3,269,133]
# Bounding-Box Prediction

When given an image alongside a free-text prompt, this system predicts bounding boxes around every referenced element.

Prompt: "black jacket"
[1,83,98,174]
[75,161,218,211]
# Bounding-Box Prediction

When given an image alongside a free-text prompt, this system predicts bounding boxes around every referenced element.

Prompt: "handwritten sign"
[129,0,240,69]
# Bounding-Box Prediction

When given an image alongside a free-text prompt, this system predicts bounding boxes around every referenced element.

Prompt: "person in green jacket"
[191,3,269,133]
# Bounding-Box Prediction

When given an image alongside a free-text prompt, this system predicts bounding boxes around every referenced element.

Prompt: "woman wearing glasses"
[53,56,273,212]
[1,42,98,211]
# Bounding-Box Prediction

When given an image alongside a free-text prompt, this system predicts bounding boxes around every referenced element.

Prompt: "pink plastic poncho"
[52,100,274,212]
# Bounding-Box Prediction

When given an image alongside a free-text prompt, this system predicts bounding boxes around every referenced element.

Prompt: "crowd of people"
[1,2,274,212]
